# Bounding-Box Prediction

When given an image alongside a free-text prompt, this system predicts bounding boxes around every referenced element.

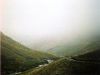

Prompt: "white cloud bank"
[2,0,100,50]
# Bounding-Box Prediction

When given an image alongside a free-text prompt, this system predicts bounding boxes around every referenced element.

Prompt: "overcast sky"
[2,0,100,50]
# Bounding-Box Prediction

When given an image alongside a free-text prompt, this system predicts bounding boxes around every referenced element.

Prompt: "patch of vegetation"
[20,40,100,75]
[21,51,100,75]
[1,33,58,75]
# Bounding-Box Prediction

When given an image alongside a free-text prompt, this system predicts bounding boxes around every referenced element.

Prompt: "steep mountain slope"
[21,40,100,75]
[49,36,100,57]
[48,40,91,57]
[1,33,58,75]
[73,39,100,57]
[72,50,100,62]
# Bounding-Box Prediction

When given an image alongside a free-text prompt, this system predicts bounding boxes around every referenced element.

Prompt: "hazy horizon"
[2,0,100,51]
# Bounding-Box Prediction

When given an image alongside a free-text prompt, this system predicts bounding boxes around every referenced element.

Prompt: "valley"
[1,33,100,75]
[1,33,58,75]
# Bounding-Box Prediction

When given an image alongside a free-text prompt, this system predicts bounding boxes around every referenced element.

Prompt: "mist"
[2,0,100,51]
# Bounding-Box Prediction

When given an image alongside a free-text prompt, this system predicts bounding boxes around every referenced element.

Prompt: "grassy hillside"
[72,50,100,62]
[1,33,58,75]
[21,51,100,75]
[75,39,100,56]
[48,40,91,57]
[20,40,100,75]
[49,37,100,57]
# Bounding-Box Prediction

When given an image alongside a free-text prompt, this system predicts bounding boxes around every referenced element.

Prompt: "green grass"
[1,33,58,75]
[2,32,100,75]
[20,39,100,75]
[21,51,100,75]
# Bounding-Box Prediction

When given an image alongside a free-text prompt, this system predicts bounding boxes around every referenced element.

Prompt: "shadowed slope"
[21,40,100,75]
[1,33,58,75]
